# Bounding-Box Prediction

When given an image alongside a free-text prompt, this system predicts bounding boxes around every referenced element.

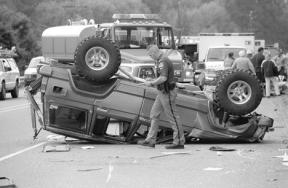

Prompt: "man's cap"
[239,50,246,57]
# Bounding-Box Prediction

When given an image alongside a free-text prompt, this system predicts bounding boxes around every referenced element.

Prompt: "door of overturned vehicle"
[25,36,274,144]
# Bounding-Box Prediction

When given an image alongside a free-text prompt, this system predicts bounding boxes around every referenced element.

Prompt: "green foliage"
[225,0,288,50]
[1,0,288,68]
[0,6,41,72]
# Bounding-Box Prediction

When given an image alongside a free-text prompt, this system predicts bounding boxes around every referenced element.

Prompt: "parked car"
[0,51,20,100]
[26,37,273,143]
[24,56,51,86]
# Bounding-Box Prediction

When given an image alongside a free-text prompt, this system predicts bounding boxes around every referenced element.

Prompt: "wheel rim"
[85,47,110,71]
[227,80,252,105]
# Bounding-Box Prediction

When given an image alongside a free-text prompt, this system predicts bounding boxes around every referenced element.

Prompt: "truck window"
[114,26,173,49]
[3,59,11,71]
[207,48,245,61]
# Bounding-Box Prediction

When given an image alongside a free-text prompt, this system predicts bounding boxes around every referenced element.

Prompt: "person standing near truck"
[138,45,185,149]
[231,50,256,74]
[251,47,265,82]
[224,52,235,69]
[261,52,280,97]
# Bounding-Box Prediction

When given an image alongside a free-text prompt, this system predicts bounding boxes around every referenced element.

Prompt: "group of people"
[224,47,288,97]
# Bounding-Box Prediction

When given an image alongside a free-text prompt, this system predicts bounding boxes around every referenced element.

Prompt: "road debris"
[81,146,95,150]
[203,167,223,171]
[77,168,103,172]
[273,150,288,162]
[47,135,65,142]
[237,150,255,160]
[65,137,79,142]
[216,151,223,156]
[150,151,192,159]
[282,162,288,167]
[267,178,278,182]
[42,144,70,152]
[0,177,16,188]
[209,146,236,152]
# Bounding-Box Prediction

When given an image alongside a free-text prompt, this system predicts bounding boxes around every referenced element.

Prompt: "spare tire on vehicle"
[215,69,262,115]
[74,36,121,82]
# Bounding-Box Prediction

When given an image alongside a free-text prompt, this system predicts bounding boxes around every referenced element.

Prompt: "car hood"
[24,68,37,75]
[120,49,182,63]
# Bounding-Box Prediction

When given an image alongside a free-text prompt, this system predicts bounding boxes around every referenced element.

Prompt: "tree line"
[0,0,288,71]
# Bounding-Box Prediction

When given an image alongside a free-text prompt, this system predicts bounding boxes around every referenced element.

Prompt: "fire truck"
[42,14,193,82]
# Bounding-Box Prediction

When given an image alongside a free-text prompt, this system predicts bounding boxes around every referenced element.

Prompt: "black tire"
[11,81,19,98]
[74,36,121,82]
[0,82,6,100]
[215,69,262,115]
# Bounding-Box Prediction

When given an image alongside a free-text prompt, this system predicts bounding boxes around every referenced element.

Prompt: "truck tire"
[215,70,262,115]
[74,36,121,82]
[11,80,19,98]
[0,82,6,100]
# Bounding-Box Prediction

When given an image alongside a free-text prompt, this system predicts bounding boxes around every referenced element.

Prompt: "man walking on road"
[138,45,185,149]
[251,47,265,82]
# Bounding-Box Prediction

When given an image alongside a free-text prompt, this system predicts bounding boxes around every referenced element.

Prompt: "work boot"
[165,144,184,149]
[137,140,155,148]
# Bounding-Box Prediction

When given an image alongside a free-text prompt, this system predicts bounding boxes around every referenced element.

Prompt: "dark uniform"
[251,53,265,82]
[145,55,185,145]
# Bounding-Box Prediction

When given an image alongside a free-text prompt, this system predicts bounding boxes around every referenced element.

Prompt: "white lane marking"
[0,142,46,162]
[0,105,29,113]
[106,162,114,183]
[0,101,42,113]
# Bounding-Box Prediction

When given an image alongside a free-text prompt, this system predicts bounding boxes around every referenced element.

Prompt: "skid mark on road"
[0,142,46,162]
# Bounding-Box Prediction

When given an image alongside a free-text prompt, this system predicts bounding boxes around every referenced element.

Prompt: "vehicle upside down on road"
[25,28,274,144]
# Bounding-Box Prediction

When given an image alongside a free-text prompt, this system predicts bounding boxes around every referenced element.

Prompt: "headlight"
[185,71,193,77]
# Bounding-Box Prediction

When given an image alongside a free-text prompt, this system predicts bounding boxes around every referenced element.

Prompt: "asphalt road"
[0,88,287,188]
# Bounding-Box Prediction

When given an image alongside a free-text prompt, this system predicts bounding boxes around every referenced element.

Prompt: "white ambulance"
[198,33,255,80]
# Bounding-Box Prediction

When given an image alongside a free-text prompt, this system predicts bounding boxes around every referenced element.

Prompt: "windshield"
[114,26,174,49]
[207,48,245,61]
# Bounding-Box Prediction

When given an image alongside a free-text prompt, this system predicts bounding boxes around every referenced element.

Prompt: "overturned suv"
[26,28,273,144]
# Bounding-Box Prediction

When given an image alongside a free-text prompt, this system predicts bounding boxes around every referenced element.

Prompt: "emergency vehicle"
[42,14,193,82]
